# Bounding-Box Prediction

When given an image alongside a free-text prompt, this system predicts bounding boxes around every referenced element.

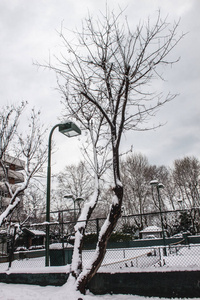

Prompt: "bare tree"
[43,8,183,293]
[0,102,25,160]
[121,153,152,218]
[56,161,93,202]
[149,164,176,211]
[0,105,47,226]
[173,156,200,208]
[23,181,46,224]
[121,153,178,232]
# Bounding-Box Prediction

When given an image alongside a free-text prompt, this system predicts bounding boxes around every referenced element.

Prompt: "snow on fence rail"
[100,248,160,269]
[82,247,161,270]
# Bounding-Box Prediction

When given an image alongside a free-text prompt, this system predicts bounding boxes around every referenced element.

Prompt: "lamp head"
[158,183,164,189]
[64,194,74,199]
[59,122,81,137]
[150,180,164,189]
[75,197,84,202]
[150,180,159,186]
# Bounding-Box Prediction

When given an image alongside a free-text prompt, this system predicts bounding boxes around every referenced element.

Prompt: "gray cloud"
[0,0,199,169]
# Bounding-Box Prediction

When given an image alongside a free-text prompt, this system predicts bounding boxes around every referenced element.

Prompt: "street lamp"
[177,199,183,210]
[150,180,166,255]
[64,195,84,221]
[45,121,81,267]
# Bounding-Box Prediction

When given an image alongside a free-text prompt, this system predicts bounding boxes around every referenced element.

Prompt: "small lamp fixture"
[158,183,164,189]
[59,122,81,137]
[64,194,74,199]
[150,180,159,186]
[150,180,164,189]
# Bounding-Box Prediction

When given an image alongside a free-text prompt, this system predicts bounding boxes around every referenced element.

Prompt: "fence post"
[61,212,65,265]
[96,218,99,240]
[159,247,162,266]
[8,226,17,269]
[123,249,126,258]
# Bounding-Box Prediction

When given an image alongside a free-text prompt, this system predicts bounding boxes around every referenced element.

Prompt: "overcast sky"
[0,0,199,172]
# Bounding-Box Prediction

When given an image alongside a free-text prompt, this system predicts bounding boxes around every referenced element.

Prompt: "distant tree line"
[120,153,200,235]
[42,153,199,239]
[52,153,200,216]
[121,153,200,213]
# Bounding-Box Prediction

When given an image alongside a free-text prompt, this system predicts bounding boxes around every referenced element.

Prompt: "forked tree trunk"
[75,141,123,294]
[70,123,101,279]
[71,192,99,279]
[76,183,123,294]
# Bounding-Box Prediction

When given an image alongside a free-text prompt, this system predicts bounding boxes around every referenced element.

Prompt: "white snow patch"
[116,178,123,187]
[98,218,111,240]
[0,282,198,300]
[140,226,162,233]
[0,197,20,225]
[26,229,46,236]
[112,194,119,205]
[49,243,73,250]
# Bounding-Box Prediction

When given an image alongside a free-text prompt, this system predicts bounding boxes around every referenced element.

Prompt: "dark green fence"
[1,208,200,270]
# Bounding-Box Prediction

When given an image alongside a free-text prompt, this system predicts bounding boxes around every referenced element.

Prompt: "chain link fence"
[1,208,200,271]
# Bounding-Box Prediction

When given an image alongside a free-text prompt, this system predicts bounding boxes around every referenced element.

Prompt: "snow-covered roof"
[0,229,7,235]
[1,154,25,170]
[23,228,46,236]
[49,243,74,249]
[30,230,46,236]
[140,226,162,233]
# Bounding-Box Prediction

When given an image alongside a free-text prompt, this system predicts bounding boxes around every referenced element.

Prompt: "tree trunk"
[77,182,123,294]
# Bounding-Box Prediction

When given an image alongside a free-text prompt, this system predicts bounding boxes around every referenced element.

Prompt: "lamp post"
[177,199,183,210]
[150,180,166,255]
[45,122,81,267]
[64,195,84,221]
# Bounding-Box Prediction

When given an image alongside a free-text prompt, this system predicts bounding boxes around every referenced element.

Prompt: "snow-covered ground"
[84,244,200,271]
[0,280,199,300]
[0,245,200,299]
[1,247,154,272]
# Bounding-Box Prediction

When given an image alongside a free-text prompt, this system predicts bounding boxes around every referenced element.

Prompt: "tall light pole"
[64,195,84,221]
[150,180,166,255]
[177,199,183,210]
[45,122,81,267]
